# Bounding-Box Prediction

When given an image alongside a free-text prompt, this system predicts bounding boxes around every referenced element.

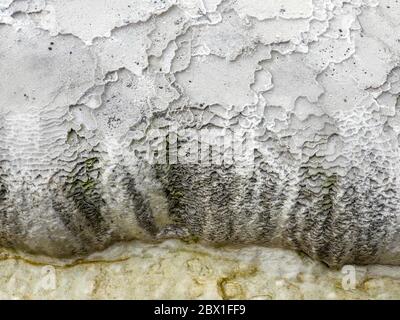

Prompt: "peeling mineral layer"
[1,0,400,298]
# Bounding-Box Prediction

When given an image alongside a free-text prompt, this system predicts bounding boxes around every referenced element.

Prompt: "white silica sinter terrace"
[0,0,400,268]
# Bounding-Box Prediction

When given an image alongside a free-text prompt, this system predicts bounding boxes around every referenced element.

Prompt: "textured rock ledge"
[1,0,400,267]
[0,240,400,299]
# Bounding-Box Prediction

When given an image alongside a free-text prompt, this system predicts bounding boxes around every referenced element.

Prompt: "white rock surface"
[1,0,400,297]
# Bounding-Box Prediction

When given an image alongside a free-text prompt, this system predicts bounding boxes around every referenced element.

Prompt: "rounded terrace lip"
[0,0,400,270]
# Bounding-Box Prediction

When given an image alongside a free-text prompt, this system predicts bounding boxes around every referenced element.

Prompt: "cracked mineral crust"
[1,0,400,285]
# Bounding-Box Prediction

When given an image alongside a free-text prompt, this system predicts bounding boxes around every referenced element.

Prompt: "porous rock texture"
[1,0,400,270]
